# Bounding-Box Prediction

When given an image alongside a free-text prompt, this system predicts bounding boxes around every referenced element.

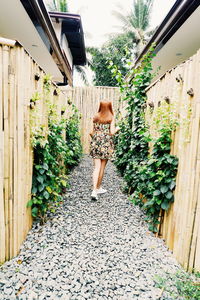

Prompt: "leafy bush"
[28,78,82,221]
[65,104,82,170]
[28,118,68,220]
[131,128,178,232]
[111,45,179,231]
[155,270,200,299]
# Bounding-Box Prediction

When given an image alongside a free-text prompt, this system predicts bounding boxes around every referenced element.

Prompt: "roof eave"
[134,0,200,68]
[49,11,87,66]
[20,0,73,85]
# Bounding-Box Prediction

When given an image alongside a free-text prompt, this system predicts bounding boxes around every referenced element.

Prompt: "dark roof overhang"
[49,12,86,66]
[20,0,72,85]
[134,0,200,67]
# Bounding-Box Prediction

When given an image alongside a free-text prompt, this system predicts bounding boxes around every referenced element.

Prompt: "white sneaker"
[96,187,107,194]
[91,190,98,201]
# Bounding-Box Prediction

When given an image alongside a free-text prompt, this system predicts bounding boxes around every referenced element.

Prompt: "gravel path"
[0,156,181,300]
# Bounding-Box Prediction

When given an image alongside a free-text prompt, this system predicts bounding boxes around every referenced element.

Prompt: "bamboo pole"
[2,45,10,260]
[146,49,200,271]
[0,131,5,263]
[12,46,18,257]
[0,45,6,263]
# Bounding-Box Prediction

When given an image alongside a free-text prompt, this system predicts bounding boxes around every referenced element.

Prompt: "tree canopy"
[89,0,155,86]
[88,33,132,86]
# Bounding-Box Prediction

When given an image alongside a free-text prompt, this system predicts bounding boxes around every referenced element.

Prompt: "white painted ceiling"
[152,5,200,81]
[0,0,63,82]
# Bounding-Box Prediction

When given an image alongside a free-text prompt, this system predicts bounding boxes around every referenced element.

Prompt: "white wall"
[62,34,73,69]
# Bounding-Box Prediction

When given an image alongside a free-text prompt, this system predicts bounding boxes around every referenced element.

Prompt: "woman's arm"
[110,118,120,135]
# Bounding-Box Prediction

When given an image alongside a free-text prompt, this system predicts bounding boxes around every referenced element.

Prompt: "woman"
[90,101,117,201]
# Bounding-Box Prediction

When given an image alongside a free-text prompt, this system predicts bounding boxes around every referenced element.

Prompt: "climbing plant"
[27,76,82,222]
[65,104,83,170]
[110,45,179,232]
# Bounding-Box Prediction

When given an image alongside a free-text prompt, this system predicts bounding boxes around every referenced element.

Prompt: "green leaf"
[153,190,161,196]
[39,168,45,175]
[36,175,44,184]
[160,185,168,194]
[27,200,33,207]
[161,202,170,210]
[156,199,162,205]
[31,207,38,217]
[60,180,67,187]
[32,186,37,194]
[149,224,158,233]
[169,181,176,190]
[38,184,45,192]
[166,191,173,199]
[46,186,52,193]
[43,191,50,200]
[43,163,49,170]
[32,197,39,204]
[167,157,173,164]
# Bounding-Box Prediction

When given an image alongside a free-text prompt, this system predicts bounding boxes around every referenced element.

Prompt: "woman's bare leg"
[92,159,101,190]
[97,159,108,189]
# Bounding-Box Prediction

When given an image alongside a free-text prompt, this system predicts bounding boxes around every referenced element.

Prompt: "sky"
[66,0,177,85]
[68,0,177,48]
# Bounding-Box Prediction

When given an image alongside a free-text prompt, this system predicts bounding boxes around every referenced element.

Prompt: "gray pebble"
[0,156,184,299]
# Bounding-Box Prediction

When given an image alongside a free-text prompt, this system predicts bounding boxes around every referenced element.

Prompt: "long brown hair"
[93,101,114,124]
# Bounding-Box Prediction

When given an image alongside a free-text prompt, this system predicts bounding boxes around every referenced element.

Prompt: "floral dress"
[90,122,114,159]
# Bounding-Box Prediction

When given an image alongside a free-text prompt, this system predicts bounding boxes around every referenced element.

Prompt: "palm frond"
[146,26,158,38]
[59,0,68,12]
[74,66,89,85]
[45,0,68,12]
[44,0,57,11]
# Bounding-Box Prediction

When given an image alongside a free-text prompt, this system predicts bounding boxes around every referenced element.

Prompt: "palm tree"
[45,0,89,84]
[113,0,155,57]
[46,0,68,12]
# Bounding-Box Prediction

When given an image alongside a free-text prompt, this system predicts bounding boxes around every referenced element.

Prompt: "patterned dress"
[90,122,114,159]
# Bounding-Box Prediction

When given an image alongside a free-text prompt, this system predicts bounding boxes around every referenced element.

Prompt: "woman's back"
[93,122,110,134]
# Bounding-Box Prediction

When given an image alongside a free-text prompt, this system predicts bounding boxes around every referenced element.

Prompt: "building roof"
[134,0,200,80]
[49,12,86,66]
[0,0,86,85]
[20,0,74,84]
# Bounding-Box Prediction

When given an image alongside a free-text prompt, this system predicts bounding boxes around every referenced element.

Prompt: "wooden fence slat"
[0,131,5,263]
[2,45,10,260]
[146,49,200,271]
[0,41,69,263]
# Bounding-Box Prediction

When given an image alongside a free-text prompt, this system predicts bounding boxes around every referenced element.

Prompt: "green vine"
[155,270,200,299]
[65,104,83,170]
[28,75,82,222]
[131,127,178,232]
[111,45,179,232]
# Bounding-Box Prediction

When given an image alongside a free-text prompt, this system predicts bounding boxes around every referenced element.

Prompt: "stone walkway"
[0,156,181,300]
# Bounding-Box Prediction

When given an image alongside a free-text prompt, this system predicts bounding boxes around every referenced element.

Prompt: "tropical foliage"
[46,0,68,12]
[113,0,155,56]
[89,0,155,86]
[28,76,82,222]
[155,270,200,299]
[87,33,132,86]
[110,46,178,232]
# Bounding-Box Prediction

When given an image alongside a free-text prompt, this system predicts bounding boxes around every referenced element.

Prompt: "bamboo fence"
[62,86,122,153]
[65,56,200,271]
[146,49,200,271]
[0,40,68,263]
[1,37,199,273]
